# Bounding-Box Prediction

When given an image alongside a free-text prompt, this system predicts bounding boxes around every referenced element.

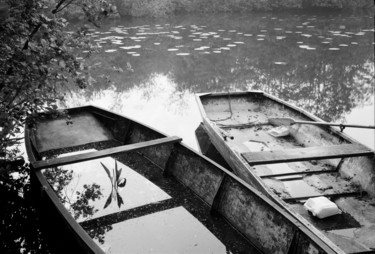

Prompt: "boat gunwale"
[26,104,341,254]
[25,115,105,254]
[195,90,358,254]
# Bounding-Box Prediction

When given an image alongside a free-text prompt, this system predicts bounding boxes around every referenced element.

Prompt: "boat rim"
[25,104,342,254]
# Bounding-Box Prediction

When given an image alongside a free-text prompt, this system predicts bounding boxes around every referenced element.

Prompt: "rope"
[210,91,233,122]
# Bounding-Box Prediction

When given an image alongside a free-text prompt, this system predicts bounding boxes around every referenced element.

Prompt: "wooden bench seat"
[32,136,182,170]
[242,144,373,166]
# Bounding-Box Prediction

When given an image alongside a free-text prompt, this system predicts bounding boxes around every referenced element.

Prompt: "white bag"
[304,196,341,219]
[268,126,290,137]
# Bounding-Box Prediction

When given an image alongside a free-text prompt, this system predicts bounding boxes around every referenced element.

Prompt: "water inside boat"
[41,148,260,253]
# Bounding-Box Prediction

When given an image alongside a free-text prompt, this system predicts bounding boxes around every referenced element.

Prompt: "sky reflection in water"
[63,74,202,149]
[43,151,249,253]
[43,152,171,222]
[63,12,374,149]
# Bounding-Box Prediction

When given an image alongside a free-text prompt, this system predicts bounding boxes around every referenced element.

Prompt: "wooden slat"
[283,192,363,202]
[260,169,337,179]
[32,136,182,170]
[242,144,373,166]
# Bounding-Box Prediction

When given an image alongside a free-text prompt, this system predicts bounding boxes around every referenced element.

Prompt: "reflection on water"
[62,75,202,149]
[97,207,229,254]
[62,11,374,149]
[43,150,259,253]
[43,151,171,222]
[100,160,127,209]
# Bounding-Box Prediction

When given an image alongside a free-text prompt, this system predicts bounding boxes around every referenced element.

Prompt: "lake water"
[64,10,374,149]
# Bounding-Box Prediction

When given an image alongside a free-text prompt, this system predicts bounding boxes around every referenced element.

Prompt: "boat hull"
[195,91,375,253]
[26,105,343,254]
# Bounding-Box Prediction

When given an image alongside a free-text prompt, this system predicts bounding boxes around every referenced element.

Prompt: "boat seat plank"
[32,136,182,170]
[242,144,373,166]
[260,169,337,179]
[283,192,363,202]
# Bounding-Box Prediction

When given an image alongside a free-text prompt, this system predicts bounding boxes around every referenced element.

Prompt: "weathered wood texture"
[165,145,335,254]
[195,123,231,169]
[242,144,373,165]
[127,123,173,170]
[166,144,225,206]
[216,177,313,254]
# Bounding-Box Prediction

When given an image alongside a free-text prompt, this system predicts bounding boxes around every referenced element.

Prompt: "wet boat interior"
[200,93,375,253]
[40,150,260,253]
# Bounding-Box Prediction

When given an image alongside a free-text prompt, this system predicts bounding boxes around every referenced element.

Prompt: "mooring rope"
[210,91,233,122]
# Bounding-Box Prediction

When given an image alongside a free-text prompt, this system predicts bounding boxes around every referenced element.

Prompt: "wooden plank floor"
[242,144,373,165]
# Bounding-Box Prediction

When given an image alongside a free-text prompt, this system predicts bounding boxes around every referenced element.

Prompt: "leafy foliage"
[114,0,373,17]
[0,1,115,251]
[0,0,115,162]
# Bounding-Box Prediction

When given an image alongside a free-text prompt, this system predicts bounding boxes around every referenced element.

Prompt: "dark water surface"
[64,11,374,149]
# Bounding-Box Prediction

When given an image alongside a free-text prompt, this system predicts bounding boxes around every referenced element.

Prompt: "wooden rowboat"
[25,105,343,254]
[195,91,375,253]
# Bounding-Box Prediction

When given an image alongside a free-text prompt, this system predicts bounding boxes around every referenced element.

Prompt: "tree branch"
[53,0,76,14]
[22,21,42,50]
[52,0,70,14]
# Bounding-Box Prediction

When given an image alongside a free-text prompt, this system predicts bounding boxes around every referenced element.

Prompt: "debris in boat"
[264,179,290,198]
[268,126,290,137]
[304,196,341,219]
[311,160,318,165]
[219,129,234,141]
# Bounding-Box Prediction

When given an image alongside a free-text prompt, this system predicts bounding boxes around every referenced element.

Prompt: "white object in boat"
[268,126,290,137]
[304,196,342,219]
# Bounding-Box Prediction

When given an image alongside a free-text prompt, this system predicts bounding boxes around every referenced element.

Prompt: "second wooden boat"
[25,105,343,254]
[195,91,375,253]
